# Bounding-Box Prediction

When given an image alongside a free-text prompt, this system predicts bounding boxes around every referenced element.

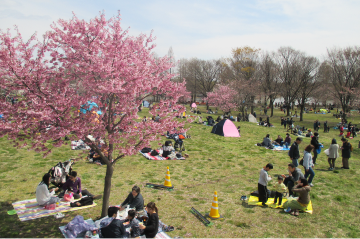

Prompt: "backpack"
[349,143,353,152]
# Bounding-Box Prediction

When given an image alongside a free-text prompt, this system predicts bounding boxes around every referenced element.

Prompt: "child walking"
[273,175,287,205]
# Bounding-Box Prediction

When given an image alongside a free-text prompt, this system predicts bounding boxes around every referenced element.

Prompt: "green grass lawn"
[0,106,359,238]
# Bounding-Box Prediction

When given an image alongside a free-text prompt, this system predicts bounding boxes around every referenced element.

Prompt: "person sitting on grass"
[139,202,159,238]
[262,134,272,148]
[273,175,287,206]
[284,133,291,148]
[100,206,126,238]
[283,178,311,216]
[93,146,108,164]
[36,173,60,206]
[306,129,313,137]
[119,185,145,213]
[162,141,175,158]
[282,163,305,197]
[60,171,102,200]
[273,135,284,146]
[258,163,273,206]
[123,209,142,238]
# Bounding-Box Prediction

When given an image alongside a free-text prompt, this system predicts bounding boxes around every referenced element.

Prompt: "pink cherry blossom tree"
[0,12,188,217]
[205,85,237,113]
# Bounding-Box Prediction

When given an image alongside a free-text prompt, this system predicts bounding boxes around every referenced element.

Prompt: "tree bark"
[101,163,114,217]
[300,104,304,121]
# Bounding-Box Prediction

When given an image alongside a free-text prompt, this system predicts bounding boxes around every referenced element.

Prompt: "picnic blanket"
[248,195,313,214]
[254,144,290,151]
[12,198,97,221]
[139,150,185,160]
[71,140,90,150]
[59,218,97,238]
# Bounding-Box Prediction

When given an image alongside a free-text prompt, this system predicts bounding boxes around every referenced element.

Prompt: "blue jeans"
[292,158,299,167]
[304,167,315,184]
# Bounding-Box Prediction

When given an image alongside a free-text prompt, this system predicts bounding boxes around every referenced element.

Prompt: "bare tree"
[258,51,279,117]
[326,47,360,117]
[296,55,320,121]
[275,47,302,116]
[178,58,222,105]
[227,47,260,113]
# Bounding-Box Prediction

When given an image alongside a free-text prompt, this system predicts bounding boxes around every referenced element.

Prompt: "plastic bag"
[324,148,330,156]
[64,190,74,202]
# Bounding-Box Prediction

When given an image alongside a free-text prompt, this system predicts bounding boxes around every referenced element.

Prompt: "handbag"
[299,158,304,166]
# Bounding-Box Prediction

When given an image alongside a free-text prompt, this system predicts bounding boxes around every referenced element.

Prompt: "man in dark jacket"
[311,132,321,164]
[100,207,127,238]
[120,185,144,212]
[289,137,302,167]
[341,137,351,169]
[282,163,305,196]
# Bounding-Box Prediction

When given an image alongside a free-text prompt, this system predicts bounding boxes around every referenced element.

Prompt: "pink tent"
[191,103,197,108]
[211,119,240,137]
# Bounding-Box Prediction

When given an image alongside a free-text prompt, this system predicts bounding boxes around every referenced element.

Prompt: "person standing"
[328,138,339,170]
[324,121,328,133]
[258,163,273,206]
[340,137,352,169]
[303,145,315,187]
[311,132,321,165]
[289,137,302,167]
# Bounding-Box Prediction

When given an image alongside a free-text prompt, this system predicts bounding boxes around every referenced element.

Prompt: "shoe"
[294,210,299,216]
[290,211,295,215]
[344,167,350,169]
[284,207,291,213]
[328,167,332,170]
[309,183,314,187]
[261,202,268,207]
[341,167,345,169]
[92,195,102,200]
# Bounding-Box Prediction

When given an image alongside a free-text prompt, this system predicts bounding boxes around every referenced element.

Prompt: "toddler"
[273,175,287,205]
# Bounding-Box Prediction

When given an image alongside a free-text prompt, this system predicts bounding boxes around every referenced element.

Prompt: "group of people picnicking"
[258,133,353,216]
[36,174,160,238]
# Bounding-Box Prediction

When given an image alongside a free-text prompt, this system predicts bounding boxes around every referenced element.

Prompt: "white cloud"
[0,0,359,60]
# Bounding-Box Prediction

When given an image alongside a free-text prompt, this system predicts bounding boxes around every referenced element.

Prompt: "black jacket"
[342,141,351,158]
[121,193,144,211]
[289,142,300,159]
[310,136,320,149]
[144,213,159,238]
[101,219,126,238]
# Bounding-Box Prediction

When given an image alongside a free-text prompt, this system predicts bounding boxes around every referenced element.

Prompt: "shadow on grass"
[240,201,255,209]
[0,201,66,238]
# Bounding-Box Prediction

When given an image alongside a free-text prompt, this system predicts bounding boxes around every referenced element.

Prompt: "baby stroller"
[173,134,185,152]
[48,160,74,187]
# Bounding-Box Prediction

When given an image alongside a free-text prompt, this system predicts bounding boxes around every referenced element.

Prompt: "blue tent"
[80,101,102,115]
[143,101,150,107]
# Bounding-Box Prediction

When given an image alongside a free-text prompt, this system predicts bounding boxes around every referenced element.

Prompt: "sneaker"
[92,195,102,200]
[261,202,268,207]
[284,207,291,213]
[309,183,314,187]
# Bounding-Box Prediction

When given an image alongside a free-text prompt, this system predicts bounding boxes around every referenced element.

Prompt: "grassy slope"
[0,106,359,238]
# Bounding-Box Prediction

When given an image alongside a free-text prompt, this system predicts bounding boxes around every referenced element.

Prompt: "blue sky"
[1,0,359,60]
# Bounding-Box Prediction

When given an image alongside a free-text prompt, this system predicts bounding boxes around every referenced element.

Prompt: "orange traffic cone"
[206,191,223,220]
[164,166,172,187]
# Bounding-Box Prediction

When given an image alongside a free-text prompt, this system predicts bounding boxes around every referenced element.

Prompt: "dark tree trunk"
[300,104,305,121]
[101,163,114,217]
[287,104,291,116]
[269,95,274,117]
[250,96,255,114]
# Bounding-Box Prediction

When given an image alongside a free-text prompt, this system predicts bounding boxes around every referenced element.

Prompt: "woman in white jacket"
[303,145,315,187]
[328,138,339,170]
[36,173,60,206]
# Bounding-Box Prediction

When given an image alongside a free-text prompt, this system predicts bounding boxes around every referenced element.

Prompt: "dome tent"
[211,119,240,137]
